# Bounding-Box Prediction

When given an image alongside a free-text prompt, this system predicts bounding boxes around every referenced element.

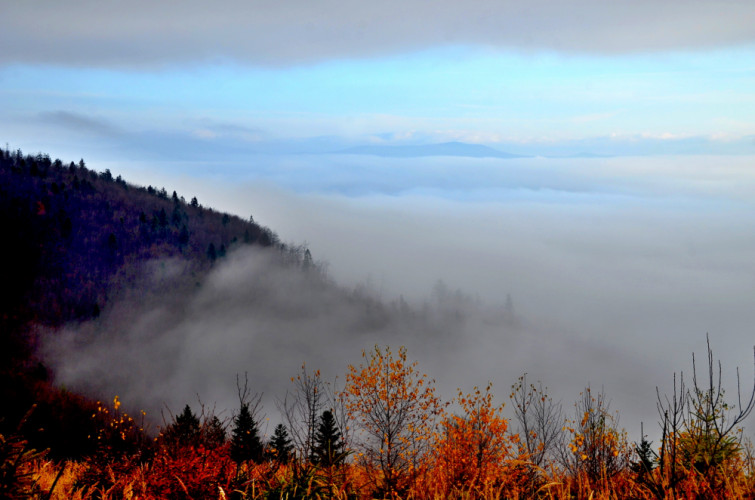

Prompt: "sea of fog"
[44,154,755,442]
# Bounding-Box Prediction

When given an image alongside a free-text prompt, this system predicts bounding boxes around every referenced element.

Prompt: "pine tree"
[313,410,345,467]
[269,423,294,463]
[178,225,189,246]
[303,248,313,271]
[634,435,655,474]
[230,403,263,465]
[166,404,200,446]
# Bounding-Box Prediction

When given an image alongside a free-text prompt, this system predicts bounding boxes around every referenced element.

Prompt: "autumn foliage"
[6,342,755,499]
[344,345,443,497]
[428,383,523,497]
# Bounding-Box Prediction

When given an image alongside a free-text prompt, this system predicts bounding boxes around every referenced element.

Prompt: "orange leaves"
[343,345,442,497]
[430,383,517,496]
[89,395,147,460]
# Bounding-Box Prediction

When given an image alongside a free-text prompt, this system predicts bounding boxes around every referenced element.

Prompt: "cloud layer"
[6,1,755,67]
[39,154,755,443]
[40,245,674,441]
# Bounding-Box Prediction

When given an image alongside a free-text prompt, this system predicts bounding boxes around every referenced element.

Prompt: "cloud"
[4,1,755,67]
[35,111,123,138]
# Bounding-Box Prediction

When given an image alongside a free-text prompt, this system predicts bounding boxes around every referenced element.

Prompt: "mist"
[41,247,507,432]
[42,154,755,442]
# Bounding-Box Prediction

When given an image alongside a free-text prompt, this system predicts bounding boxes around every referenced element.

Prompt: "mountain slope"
[0,147,287,455]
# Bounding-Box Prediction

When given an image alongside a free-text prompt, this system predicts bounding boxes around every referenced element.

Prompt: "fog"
[42,155,755,442]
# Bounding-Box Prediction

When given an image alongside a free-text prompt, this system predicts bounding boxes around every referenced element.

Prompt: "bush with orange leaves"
[343,345,443,498]
[428,383,525,498]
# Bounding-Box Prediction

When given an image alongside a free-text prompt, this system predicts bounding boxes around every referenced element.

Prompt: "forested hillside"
[0,147,279,330]
[0,147,286,455]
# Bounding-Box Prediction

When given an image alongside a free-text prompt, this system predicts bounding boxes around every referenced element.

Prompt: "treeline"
[4,342,755,499]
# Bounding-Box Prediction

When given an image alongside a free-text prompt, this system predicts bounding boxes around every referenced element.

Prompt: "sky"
[2,0,755,157]
[5,1,755,440]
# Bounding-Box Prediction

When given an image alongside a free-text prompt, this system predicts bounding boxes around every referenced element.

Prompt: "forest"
[2,147,755,499]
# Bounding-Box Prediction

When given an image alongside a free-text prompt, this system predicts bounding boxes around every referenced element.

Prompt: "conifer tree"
[230,403,263,465]
[165,404,201,446]
[313,409,345,467]
[303,248,313,270]
[269,423,294,463]
[178,225,189,246]
[632,423,655,478]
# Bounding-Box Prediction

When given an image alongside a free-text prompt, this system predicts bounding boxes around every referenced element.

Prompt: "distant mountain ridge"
[336,141,527,159]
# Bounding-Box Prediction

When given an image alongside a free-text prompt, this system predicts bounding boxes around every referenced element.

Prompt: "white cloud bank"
[41,154,755,442]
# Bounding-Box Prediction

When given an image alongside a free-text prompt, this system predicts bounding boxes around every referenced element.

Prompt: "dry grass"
[21,453,755,500]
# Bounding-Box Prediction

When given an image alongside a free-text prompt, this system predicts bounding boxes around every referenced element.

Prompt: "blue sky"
[2,2,755,161]
[2,45,754,157]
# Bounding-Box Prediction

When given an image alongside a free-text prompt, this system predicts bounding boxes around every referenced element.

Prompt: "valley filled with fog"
[42,153,755,442]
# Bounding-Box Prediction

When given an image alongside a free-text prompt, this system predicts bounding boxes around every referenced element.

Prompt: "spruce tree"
[269,423,294,463]
[313,410,345,467]
[230,403,263,465]
[166,404,200,446]
[632,423,656,479]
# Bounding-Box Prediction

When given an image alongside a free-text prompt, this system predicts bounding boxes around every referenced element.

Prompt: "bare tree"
[277,363,326,462]
[558,386,630,483]
[687,335,755,471]
[235,372,264,422]
[655,371,687,496]
[510,373,563,469]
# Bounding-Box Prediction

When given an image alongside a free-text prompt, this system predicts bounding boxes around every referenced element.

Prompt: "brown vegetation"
[4,340,755,499]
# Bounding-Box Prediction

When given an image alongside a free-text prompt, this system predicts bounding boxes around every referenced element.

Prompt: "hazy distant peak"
[336,142,526,159]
